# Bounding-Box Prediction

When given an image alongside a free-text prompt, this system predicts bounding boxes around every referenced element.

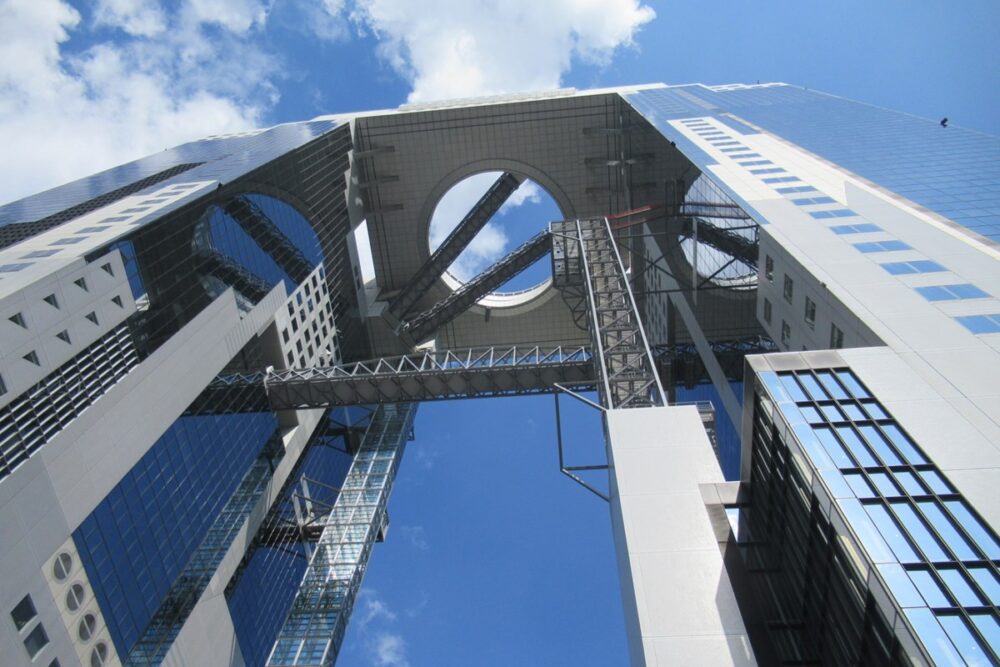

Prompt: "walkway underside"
[187,345,596,414]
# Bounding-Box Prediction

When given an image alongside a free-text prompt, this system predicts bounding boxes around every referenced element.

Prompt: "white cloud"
[184,0,268,35]
[94,0,167,37]
[500,180,542,214]
[357,590,398,627]
[347,0,655,102]
[398,525,429,551]
[0,0,275,206]
[370,633,409,667]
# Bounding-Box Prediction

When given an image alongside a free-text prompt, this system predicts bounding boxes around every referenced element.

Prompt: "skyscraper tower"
[1,83,998,667]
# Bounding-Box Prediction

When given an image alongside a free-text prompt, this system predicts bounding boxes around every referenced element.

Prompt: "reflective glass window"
[841,498,895,563]
[841,403,866,420]
[835,370,870,398]
[903,608,963,665]
[894,471,925,496]
[858,425,902,466]
[944,501,1000,560]
[777,374,807,402]
[815,427,853,468]
[920,470,954,495]
[816,370,848,399]
[937,614,991,666]
[970,614,1000,658]
[870,472,901,497]
[968,567,1000,605]
[836,425,878,467]
[881,424,927,464]
[892,502,948,562]
[917,500,977,561]
[819,404,843,422]
[909,569,950,607]
[798,405,824,424]
[845,473,876,499]
[861,401,887,419]
[937,568,983,607]
[878,563,926,608]
[866,503,920,563]
[797,373,828,400]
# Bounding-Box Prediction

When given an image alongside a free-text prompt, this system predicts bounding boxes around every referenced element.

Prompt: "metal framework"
[196,248,272,302]
[388,171,522,319]
[188,345,596,414]
[225,195,314,284]
[403,229,552,343]
[554,218,664,409]
[266,403,415,667]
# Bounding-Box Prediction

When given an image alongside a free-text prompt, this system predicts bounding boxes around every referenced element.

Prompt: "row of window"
[762,255,844,350]
[688,114,1000,337]
[10,588,109,667]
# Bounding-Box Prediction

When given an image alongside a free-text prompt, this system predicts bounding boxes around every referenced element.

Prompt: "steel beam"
[388,171,523,319]
[224,196,314,284]
[187,345,596,414]
[403,229,551,343]
[196,249,273,302]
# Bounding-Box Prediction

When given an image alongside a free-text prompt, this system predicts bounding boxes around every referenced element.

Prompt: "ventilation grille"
[0,324,139,480]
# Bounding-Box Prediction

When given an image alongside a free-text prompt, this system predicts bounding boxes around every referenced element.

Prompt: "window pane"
[861,401,888,419]
[895,471,926,496]
[908,569,950,607]
[816,370,848,400]
[937,568,983,607]
[845,473,876,499]
[937,614,991,666]
[882,424,927,465]
[820,403,844,422]
[870,472,901,497]
[841,403,866,420]
[970,614,1000,657]
[797,373,829,400]
[903,608,963,666]
[858,425,902,466]
[24,623,49,658]
[777,374,808,402]
[837,426,878,467]
[968,567,1000,605]
[799,405,824,424]
[892,502,948,562]
[841,498,895,562]
[944,501,1000,560]
[866,503,920,563]
[920,470,954,495]
[917,500,977,561]
[815,427,853,468]
[10,595,36,630]
[877,563,925,608]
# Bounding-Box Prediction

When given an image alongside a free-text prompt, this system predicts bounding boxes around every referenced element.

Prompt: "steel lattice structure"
[188,345,596,414]
[403,229,553,343]
[266,403,415,667]
[225,195,315,285]
[388,171,522,320]
[554,218,664,409]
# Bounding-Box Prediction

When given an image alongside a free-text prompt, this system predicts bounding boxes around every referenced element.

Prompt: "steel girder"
[388,171,523,319]
[677,216,758,268]
[195,249,273,302]
[188,345,596,414]
[403,229,552,343]
[553,218,664,409]
[224,195,314,284]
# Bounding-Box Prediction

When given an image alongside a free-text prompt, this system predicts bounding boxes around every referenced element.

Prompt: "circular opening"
[79,613,97,642]
[90,642,109,667]
[53,552,73,581]
[66,583,86,612]
[678,175,757,290]
[429,172,563,303]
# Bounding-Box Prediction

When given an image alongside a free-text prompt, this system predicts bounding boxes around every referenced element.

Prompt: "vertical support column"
[266,403,416,667]
[605,406,756,667]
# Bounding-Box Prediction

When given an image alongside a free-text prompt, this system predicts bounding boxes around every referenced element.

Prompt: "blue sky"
[1,2,998,665]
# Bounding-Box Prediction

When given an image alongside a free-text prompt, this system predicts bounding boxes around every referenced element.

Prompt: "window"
[916,284,990,301]
[56,330,71,344]
[792,196,836,206]
[955,314,1000,335]
[66,583,86,612]
[764,255,774,281]
[853,240,911,253]
[110,295,123,308]
[810,209,858,219]
[23,350,40,365]
[804,297,816,329]
[0,262,32,272]
[783,275,794,303]
[85,312,99,325]
[53,552,73,580]
[100,263,114,276]
[24,623,49,658]
[78,613,97,642]
[830,323,844,349]
[781,320,791,346]
[9,311,26,328]
[763,298,772,324]
[43,294,59,309]
[73,277,88,291]
[11,594,37,630]
[881,260,946,275]
[90,642,109,667]
[22,249,61,258]
[830,223,882,234]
